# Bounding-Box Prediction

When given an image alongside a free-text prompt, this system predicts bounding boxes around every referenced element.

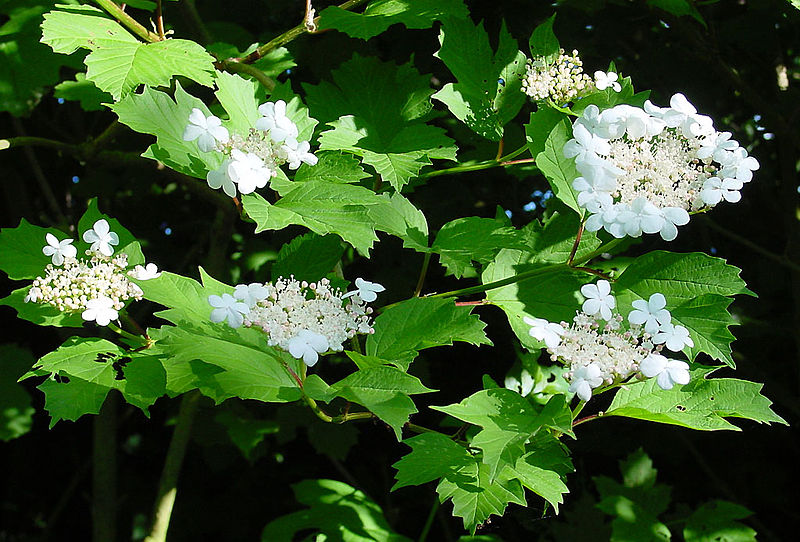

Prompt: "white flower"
[42,233,77,266]
[639,353,690,390]
[700,177,743,206]
[342,278,385,303]
[719,148,759,183]
[659,207,691,242]
[662,93,714,138]
[207,159,237,198]
[24,286,42,303]
[183,108,229,152]
[83,219,119,257]
[256,100,299,144]
[594,71,621,92]
[505,369,535,396]
[82,296,118,326]
[287,329,329,367]
[208,293,250,328]
[128,263,161,280]
[233,282,270,308]
[652,323,694,352]
[563,123,611,167]
[523,316,565,350]
[568,363,603,401]
[227,150,272,194]
[628,293,671,334]
[616,197,665,237]
[697,131,739,162]
[572,168,616,207]
[280,139,318,170]
[580,279,616,321]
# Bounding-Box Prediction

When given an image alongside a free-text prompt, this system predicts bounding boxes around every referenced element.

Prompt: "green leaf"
[271,233,344,282]
[306,54,457,191]
[37,377,108,426]
[324,365,434,440]
[319,0,468,40]
[437,459,526,534]
[606,368,787,430]
[54,73,112,111]
[0,286,85,328]
[366,297,491,369]
[525,210,602,264]
[111,83,222,179]
[433,18,526,140]
[0,344,35,441]
[367,193,429,252]
[261,479,412,541]
[392,432,474,490]
[41,4,215,99]
[294,151,370,183]
[528,14,560,62]
[536,120,583,217]
[683,501,757,542]
[671,295,737,367]
[214,70,259,132]
[505,435,573,512]
[0,218,64,279]
[431,217,528,278]
[214,408,279,460]
[525,107,568,158]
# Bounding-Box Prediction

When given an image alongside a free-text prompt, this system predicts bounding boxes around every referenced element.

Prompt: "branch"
[92,0,161,43]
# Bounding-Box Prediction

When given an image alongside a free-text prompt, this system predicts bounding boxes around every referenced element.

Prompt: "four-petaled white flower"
[639,353,690,390]
[505,369,535,397]
[281,139,319,170]
[24,287,42,303]
[700,177,743,206]
[129,263,161,280]
[256,100,299,144]
[342,278,385,303]
[652,323,695,352]
[568,363,604,401]
[228,150,272,194]
[82,296,119,326]
[628,293,671,334]
[207,159,237,198]
[594,71,621,92]
[617,197,665,238]
[208,293,250,328]
[42,233,77,265]
[183,108,230,152]
[719,148,760,183]
[523,316,565,350]
[83,219,119,257]
[697,131,739,162]
[563,123,611,168]
[233,282,270,308]
[659,207,691,242]
[580,279,616,321]
[287,329,329,367]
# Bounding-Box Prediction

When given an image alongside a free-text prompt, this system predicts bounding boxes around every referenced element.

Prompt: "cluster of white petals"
[565,95,758,241]
[523,282,695,401]
[183,101,318,198]
[208,276,383,367]
[26,220,156,326]
[521,49,594,104]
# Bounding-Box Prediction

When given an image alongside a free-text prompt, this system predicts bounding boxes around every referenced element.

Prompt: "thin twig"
[155,0,166,40]
[414,253,432,297]
[92,0,161,42]
[567,222,585,265]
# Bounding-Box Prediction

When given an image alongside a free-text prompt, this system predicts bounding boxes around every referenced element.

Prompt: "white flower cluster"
[521,49,594,104]
[25,220,159,326]
[207,276,384,367]
[565,94,759,241]
[524,280,694,401]
[183,100,319,198]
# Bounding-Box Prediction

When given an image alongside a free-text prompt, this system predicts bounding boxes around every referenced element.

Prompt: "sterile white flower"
[523,316,565,350]
[207,159,237,198]
[256,100,299,144]
[42,233,77,266]
[280,139,318,169]
[639,353,690,390]
[83,219,119,257]
[82,295,118,326]
[580,280,616,321]
[342,278,385,303]
[719,147,760,183]
[227,149,271,194]
[24,287,42,303]
[563,123,610,167]
[628,293,671,335]
[129,263,161,280]
[594,70,621,92]
[183,108,230,152]
[699,177,743,206]
[697,131,739,162]
[233,282,270,308]
[568,363,603,401]
[617,197,665,237]
[659,207,691,242]
[505,369,535,396]
[287,329,329,367]
[652,322,694,352]
[208,293,250,328]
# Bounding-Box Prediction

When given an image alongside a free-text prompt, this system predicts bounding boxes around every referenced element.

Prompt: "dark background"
[1,0,798,540]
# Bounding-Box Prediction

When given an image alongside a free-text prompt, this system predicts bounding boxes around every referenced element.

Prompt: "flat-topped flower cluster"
[565,94,759,241]
[208,277,384,367]
[25,219,159,326]
[524,280,693,401]
[183,100,318,198]
[521,47,622,104]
